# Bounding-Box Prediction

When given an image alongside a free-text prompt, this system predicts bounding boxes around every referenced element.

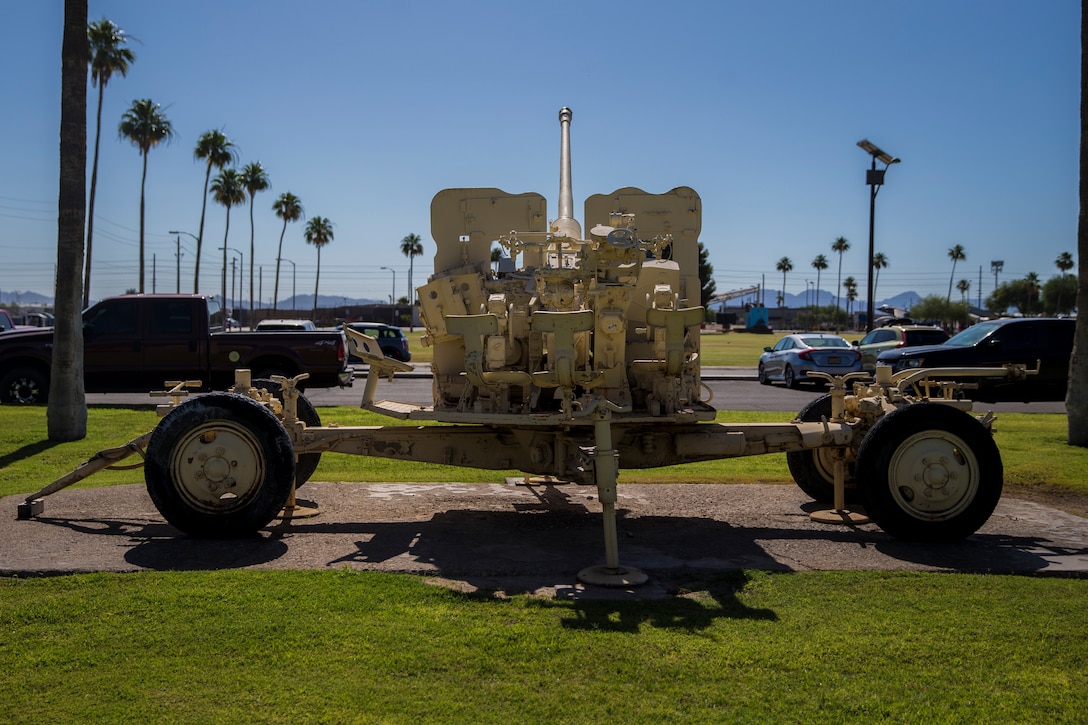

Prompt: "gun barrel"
[554,107,582,239]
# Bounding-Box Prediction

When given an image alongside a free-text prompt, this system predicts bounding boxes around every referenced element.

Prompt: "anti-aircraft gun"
[20,108,1020,586]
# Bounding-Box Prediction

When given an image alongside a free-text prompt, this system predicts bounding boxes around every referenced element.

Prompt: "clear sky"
[1,1,1080,310]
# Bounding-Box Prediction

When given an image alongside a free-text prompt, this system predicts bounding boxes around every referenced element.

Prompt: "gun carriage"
[21,109,1015,586]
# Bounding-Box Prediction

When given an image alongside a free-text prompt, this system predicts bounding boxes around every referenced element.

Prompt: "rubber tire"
[784,364,799,389]
[855,403,1003,541]
[785,394,858,503]
[145,393,296,537]
[251,378,322,487]
[757,362,771,385]
[0,366,49,405]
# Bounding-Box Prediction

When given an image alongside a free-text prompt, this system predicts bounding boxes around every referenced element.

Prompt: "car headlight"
[905,358,925,368]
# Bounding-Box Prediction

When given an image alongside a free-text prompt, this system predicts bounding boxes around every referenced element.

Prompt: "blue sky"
[1,1,1079,309]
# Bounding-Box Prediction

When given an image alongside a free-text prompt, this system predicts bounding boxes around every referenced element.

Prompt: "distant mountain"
[1,287,933,314]
[746,289,927,312]
[0,289,52,306]
[0,290,384,309]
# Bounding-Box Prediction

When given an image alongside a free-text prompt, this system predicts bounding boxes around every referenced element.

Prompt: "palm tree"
[272,192,303,315]
[84,18,134,308]
[1024,272,1041,315]
[210,169,245,319]
[118,98,173,294]
[843,276,859,321]
[304,217,334,320]
[831,236,849,311]
[946,244,967,308]
[400,233,423,331]
[193,130,237,293]
[811,254,828,311]
[240,162,270,327]
[872,252,889,304]
[50,0,89,442]
[1055,251,1075,313]
[775,256,793,310]
[956,278,970,302]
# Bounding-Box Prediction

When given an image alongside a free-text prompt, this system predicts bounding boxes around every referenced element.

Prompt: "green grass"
[1,569,1085,723]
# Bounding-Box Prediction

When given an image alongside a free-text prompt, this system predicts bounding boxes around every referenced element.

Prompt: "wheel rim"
[887,430,980,522]
[784,367,794,386]
[9,377,40,404]
[168,420,268,514]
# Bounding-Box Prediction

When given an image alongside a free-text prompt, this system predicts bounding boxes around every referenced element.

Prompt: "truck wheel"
[252,378,322,487]
[145,393,296,537]
[785,394,857,503]
[855,403,1002,541]
[0,367,49,405]
[252,365,305,390]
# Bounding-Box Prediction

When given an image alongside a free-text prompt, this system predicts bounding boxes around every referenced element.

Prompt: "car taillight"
[798,349,813,361]
[896,341,905,348]
[337,339,346,362]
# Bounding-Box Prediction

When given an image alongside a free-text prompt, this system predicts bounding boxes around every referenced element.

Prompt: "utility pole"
[175,234,184,293]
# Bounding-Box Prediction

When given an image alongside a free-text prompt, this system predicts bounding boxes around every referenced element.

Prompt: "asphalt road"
[86,368,1067,414]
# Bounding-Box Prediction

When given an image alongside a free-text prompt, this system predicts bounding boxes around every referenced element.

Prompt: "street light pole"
[168,230,198,294]
[856,140,900,333]
[380,266,397,325]
[219,246,244,328]
[280,258,296,311]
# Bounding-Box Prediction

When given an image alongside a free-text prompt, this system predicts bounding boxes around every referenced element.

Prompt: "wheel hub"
[171,423,264,511]
[890,435,977,520]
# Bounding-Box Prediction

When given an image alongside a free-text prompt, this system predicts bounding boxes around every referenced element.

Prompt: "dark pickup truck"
[0,294,353,404]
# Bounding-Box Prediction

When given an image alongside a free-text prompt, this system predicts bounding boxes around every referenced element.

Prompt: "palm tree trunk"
[1070,1,1088,443]
[248,199,256,328]
[273,221,286,316]
[83,81,105,308]
[195,165,211,293]
[138,151,148,293]
[222,210,231,320]
[49,0,88,441]
[835,256,843,311]
[312,246,322,321]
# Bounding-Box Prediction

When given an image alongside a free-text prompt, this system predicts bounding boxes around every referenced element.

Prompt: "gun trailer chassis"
[19,362,1013,587]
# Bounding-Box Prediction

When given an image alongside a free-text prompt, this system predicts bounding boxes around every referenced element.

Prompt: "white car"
[758,333,862,388]
[255,318,317,331]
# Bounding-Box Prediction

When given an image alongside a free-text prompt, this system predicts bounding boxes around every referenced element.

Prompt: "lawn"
[1,569,1085,723]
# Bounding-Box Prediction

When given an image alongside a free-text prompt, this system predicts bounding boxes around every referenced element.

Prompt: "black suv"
[342,322,412,363]
[875,317,1074,402]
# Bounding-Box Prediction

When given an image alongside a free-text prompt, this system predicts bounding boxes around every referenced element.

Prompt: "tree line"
[773,238,1075,329]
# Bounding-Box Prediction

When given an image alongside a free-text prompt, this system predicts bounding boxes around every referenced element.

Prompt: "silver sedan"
[758,333,863,388]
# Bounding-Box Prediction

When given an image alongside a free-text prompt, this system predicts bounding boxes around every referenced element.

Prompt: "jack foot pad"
[810,508,870,525]
[577,565,649,588]
[17,499,44,520]
[275,501,321,521]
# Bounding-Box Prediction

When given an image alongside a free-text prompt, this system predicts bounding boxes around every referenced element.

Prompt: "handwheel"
[145,393,296,537]
[855,403,1003,541]
[251,378,322,487]
[785,394,857,503]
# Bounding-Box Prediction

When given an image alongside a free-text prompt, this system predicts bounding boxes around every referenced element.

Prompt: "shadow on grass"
[0,439,62,469]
